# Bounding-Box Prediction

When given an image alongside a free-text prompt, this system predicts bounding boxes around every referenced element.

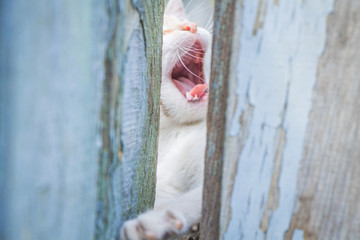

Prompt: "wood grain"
[213,0,349,239]
[201,0,236,239]
[0,1,100,239]
[285,1,360,239]
[96,0,163,239]
[0,0,163,239]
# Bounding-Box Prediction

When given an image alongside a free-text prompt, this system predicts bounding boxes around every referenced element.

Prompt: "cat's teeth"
[194,94,199,100]
[186,92,193,101]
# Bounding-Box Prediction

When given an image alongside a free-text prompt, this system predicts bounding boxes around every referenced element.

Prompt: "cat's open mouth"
[171,41,208,102]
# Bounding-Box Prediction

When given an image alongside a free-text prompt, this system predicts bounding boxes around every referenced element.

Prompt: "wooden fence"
[0,0,162,239]
[203,0,360,239]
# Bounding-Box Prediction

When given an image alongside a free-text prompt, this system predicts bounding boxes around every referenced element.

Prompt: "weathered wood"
[220,0,336,237]
[0,1,101,239]
[204,0,360,239]
[0,0,163,239]
[285,1,360,239]
[95,0,163,239]
[201,0,236,239]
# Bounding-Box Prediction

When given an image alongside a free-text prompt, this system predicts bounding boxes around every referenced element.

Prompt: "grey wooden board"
[211,0,360,239]
[0,0,162,239]
[0,0,103,239]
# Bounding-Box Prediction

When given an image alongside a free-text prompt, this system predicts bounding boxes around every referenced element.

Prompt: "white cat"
[121,0,212,239]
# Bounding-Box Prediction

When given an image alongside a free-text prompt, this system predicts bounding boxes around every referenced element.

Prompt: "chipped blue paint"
[0,0,104,239]
[224,0,334,239]
[0,0,161,239]
[292,229,304,240]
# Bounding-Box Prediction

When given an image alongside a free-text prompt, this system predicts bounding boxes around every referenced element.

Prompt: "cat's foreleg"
[121,186,202,240]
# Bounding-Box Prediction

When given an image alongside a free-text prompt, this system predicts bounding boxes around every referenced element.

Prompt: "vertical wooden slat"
[201,0,236,239]
[95,0,121,238]
[0,2,11,238]
[131,0,163,215]
[94,0,164,239]
[0,1,100,239]
[0,0,163,239]
[220,0,336,238]
[285,1,360,239]
[205,0,360,239]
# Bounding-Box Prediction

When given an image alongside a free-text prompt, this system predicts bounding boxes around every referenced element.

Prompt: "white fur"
[121,0,212,239]
[161,18,211,124]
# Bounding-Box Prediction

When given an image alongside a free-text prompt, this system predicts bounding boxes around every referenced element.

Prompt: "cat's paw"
[120,210,184,240]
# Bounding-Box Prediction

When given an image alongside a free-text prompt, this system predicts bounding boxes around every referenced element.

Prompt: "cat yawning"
[121,0,212,239]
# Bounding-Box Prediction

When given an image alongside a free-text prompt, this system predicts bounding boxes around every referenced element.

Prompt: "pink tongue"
[190,83,208,97]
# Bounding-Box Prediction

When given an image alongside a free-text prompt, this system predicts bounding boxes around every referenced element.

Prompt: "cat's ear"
[165,0,187,20]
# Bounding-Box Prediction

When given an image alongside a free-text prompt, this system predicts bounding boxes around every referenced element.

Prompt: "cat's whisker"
[205,22,214,33]
[205,23,214,32]
[186,1,205,18]
[177,51,204,81]
[181,49,204,55]
[184,0,195,12]
[179,47,203,60]
[182,49,205,56]
[188,6,214,23]
[187,1,208,19]
[206,23,214,32]
[204,11,214,31]
[182,45,202,50]
[182,46,204,53]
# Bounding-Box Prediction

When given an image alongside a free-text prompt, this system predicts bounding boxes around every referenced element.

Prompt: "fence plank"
[0,0,163,239]
[204,0,360,239]
[201,0,236,239]
[95,0,163,239]
[0,1,101,239]
[285,1,360,239]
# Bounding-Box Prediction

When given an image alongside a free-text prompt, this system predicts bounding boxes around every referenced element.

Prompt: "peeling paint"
[0,0,103,239]
[284,1,360,239]
[0,0,162,239]
[260,127,285,235]
[291,229,304,240]
[253,0,268,36]
[222,98,255,237]
[222,0,335,239]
